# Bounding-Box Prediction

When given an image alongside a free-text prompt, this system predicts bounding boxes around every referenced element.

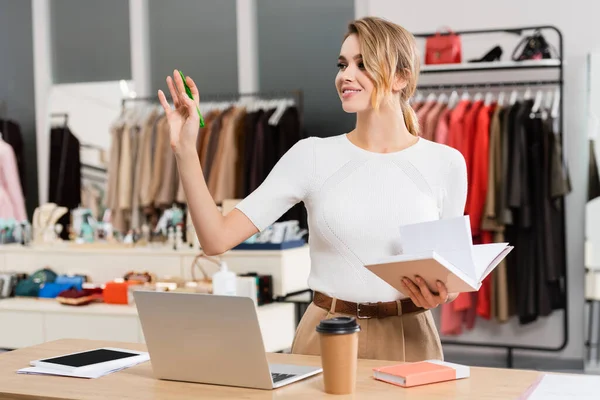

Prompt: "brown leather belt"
[312,291,424,319]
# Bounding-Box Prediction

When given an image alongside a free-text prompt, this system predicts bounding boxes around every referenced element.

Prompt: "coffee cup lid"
[316,316,361,334]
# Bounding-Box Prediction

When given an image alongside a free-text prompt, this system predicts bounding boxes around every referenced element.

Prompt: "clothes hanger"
[484,91,494,106]
[509,89,519,105]
[498,91,505,107]
[531,89,544,113]
[460,89,470,101]
[437,92,448,104]
[426,92,437,103]
[447,90,459,109]
[269,99,293,126]
[551,87,560,119]
[414,92,424,104]
[523,87,532,100]
[544,90,554,110]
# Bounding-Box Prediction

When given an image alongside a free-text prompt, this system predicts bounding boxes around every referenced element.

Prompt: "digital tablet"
[32,347,148,373]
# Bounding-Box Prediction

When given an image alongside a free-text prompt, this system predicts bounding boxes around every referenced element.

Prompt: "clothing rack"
[413,25,568,368]
[121,89,304,120]
[417,79,562,91]
[50,112,107,176]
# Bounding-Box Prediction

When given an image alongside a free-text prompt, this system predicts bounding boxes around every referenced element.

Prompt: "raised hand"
[158,69,201,154]
[401,276,449,309]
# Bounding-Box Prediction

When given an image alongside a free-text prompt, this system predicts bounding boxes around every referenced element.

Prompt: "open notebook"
[365,216,513,294]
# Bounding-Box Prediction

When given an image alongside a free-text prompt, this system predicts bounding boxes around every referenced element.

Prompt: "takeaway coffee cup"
[316,316,361,395]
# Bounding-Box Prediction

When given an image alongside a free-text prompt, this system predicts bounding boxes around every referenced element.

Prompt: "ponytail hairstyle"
[346,17,421,136]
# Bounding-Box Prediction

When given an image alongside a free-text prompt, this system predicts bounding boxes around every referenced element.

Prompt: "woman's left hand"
[401,276,449,309]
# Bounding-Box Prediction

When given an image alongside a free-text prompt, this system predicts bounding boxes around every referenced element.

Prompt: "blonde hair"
[346,17,420,136]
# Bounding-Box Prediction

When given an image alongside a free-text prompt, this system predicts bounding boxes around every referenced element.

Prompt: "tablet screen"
[40,349,139,368]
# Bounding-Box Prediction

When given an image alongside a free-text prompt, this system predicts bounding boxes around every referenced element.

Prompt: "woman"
[158,16,467,362]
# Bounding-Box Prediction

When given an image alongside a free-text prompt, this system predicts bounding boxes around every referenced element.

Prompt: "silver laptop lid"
[134,291,274,389]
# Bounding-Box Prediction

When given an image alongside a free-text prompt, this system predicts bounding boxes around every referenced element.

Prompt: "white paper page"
[19,366,111,379]
[523,374,600,399]
[471,243,511,281]
[398,216,476,279]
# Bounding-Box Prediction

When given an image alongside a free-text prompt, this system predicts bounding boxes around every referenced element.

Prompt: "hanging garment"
[0,119,26,197]
[210,107,247,203]
[423,102,447,141]
[544,118,568,311]
[588,139,600,201]
[204,107,230,183]
[249,109,276,193]
[140,113,165,207]
[0,140,26,221]
[447,100,471,164]
[132,109,160,229]
[48,125,81,239]
[416,100,436,133]
[468,103,494,236]
[243,110,264,196]
[433,107,452,144]
[476,231,494,320]
[462,100,484,214]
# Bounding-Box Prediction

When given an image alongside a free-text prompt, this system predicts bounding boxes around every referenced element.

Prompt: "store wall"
[148,0,238,95]
[367,0,594,361]
[0,0,37,217]
[50,0,131,83]
[257,0,355,137]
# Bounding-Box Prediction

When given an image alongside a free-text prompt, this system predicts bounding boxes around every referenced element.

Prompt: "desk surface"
[0,339,543,399]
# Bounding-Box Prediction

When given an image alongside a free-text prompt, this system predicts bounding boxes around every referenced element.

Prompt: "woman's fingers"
[402,277,425,308]
[186,76,201,106]
[436,281,449,303]
[415,276,438,308]
[173,70,188,102]
[166,76,181,108]
[157,90,172,115]
[179,91,199,122]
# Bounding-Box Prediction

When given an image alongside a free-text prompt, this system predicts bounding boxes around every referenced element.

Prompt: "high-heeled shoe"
[469,45,503,63]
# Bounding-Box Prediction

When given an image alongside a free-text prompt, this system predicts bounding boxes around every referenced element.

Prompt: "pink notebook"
[373,360,470,388]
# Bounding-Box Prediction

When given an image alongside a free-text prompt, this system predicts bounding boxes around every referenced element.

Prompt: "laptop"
[133,291,322,389]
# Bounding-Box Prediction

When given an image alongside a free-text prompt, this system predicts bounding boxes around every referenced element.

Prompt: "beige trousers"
[291,302,443,362]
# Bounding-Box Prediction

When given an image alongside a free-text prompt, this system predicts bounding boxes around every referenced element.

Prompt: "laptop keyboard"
[271,372,296,383]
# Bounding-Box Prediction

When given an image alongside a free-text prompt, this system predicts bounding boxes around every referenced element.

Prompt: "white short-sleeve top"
[235,134,467,303]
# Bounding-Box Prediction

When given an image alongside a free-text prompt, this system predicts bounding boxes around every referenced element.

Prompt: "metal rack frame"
[413,25,568,368]
[121,89,304,120]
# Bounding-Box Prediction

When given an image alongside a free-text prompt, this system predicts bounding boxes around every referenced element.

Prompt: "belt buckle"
[356,303,371,319]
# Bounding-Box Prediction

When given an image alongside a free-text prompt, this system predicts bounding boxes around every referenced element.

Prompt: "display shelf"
[0,244,311,298]
[420,59,561,74]
[0,298,295,352]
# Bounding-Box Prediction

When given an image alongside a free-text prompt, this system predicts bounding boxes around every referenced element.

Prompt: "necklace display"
[32,203,68,244]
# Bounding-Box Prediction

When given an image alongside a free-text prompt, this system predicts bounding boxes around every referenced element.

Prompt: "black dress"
[48,126,81,239]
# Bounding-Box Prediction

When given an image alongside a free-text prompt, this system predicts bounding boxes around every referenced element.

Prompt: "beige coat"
[209,107,247,203]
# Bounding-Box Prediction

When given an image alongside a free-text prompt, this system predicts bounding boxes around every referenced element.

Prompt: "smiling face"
[335,34,375,113]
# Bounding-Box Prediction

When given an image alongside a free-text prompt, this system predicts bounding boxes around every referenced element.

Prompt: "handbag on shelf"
[123,271,156,285]
[14,268,57,297]
[511,29,556,61]
[425,27,462,65]
[184,252,219,294]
